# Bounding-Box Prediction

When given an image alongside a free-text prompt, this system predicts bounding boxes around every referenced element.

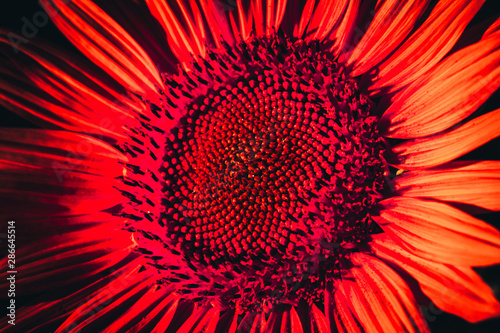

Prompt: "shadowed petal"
[177,306,220,333]
[295,302,329,333]
[0,258,143,332]
[263,304,304,333]
[0,221,134,295]
[0,129,126,215]
[0,36,146,139]
[238,312,266,333]
[304,0,349,41]
[40,0,164,97]
[55,273,160,333]
[214,309,238,333]
[145,0,206,65]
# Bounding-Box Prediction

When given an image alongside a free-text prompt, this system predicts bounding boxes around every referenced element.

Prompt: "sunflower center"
[120,33,387,310]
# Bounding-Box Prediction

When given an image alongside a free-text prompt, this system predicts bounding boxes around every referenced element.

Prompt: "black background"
[0,1,499,332]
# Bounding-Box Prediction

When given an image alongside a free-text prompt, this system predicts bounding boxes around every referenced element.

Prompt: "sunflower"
[1,0,500,332]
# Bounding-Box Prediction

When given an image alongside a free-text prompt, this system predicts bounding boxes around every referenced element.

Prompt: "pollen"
[118,33,388,311]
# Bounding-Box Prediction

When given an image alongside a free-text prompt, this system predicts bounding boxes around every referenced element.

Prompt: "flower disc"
[120,33,388,310]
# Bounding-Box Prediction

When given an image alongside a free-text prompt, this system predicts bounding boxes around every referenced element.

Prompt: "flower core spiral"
[118,33,388,310]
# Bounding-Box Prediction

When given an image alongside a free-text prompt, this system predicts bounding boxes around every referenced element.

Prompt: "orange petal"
[335,253,429,333]
[309,304,330,333]
[375,197,500,266]
[40,0,163,96]
[372,234,500,322]
[346,0,430,77]
[380,30,500,138]
[484,16,500,39]
[330,288,362,333]
[388,108,500,169]
[369,0,485,95]
[394,161,500,211]
[329,0,360,59]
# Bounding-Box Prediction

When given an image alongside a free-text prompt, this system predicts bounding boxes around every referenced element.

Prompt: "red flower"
[1,0,500,332]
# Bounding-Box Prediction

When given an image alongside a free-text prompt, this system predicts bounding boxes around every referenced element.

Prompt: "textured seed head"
[118,33,387,311]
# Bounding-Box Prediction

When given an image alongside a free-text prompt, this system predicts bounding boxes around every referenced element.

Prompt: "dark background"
[1,1,499,332]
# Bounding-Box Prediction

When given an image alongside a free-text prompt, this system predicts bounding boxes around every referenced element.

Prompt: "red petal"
[102,287,177,332]
[237,0,254,41]
[0,235,133,296]
[40,0,163,97]
[331,287,363,333]
[150,297,185,332]
[394,161,500,211]
[309,304,330,333]
[252,0,265,36]
[380,31,500,138]
[145,0,207,67]
[335,253,429,333]
[55,273,158,332]
[376,197,500,266]
[263,305,304,333]
[238,312,266,333]
[372,234,500,322]
[0,129,125,215]
[198,0,235,48]
[0,129,124,174]
[265,0,288,36]
[388,108,500,169]
[128,294,179,332]
[0,36,145,138]
[177,306,220,333]
[484,16,500,39]
[0,258,143,332]
[296,0,316,38]
[329,0,360,59]
[215,310,238,333]
[305,0,349,41]
[369,0,485,95]
[346,0,430,77]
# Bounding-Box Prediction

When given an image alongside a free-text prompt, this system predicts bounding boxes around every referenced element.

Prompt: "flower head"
[1,0,500,332]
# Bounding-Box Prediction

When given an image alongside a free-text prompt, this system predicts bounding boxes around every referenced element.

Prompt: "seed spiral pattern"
[118,33,388,310]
